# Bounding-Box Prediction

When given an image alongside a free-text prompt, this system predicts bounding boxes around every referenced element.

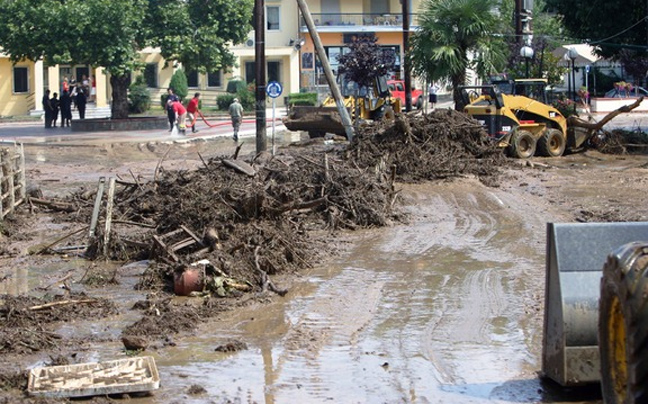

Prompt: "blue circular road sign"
[266,81,283,98]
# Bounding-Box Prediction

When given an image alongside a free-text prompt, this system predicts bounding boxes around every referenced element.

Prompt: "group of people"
[165,87,243,141]
[42,87,87,128]
[62,75,95,103]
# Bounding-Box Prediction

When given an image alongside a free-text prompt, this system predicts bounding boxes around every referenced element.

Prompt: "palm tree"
[410,0,506,110]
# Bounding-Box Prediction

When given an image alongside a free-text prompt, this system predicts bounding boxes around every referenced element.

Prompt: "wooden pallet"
[27,356,160,398]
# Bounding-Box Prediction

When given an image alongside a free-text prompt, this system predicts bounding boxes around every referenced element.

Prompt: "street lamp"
[520,45,534,78]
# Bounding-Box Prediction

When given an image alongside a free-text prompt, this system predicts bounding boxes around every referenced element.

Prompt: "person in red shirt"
[170,100,187,135]
[186,92,200,133]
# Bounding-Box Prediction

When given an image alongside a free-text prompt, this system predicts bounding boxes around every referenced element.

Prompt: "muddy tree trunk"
[110,75,130,119]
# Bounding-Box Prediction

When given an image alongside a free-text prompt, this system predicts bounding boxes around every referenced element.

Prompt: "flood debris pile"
[51,148,401,296]
[0,294,117,354]
[595,128,648,155]
[346,109,507,184]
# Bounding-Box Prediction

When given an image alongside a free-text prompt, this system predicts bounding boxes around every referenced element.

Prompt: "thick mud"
[1,127,647,403]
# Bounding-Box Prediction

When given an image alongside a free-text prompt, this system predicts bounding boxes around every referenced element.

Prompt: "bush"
[128,76,151,114]
[216,93,236,110]
[288,92,317,106]
[169,69,188,101]
[226,79,246,94]
[216,82,256,111]
[237,83,255,110]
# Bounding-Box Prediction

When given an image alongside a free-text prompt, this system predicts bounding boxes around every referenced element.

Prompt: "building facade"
[0,0,421,117]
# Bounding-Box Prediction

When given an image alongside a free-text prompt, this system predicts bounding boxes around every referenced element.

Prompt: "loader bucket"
[541,222,648,386]
[282,106,347,137]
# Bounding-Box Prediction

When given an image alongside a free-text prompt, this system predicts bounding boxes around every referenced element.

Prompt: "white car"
[604,86,648,98]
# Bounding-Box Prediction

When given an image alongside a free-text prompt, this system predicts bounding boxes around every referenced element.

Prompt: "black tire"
[416,96,423,109]
[599,242,648,404]
[537,129,566,157]
[508,130,536,159]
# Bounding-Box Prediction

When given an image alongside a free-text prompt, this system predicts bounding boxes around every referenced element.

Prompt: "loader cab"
[512,79,550,104]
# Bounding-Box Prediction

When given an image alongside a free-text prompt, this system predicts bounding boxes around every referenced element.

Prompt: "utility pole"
[296,0,354,140]
[515,0,523,45]
[254,0,267,153]
[402,0,412,112]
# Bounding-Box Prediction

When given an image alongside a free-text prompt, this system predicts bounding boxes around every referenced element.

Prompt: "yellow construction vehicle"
[283,74,401,139]
[460,81,588,158]
[542,222,648,403]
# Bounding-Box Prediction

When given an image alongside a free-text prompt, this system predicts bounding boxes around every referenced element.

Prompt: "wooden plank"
[102,178,116,257]
[88,177,106,238]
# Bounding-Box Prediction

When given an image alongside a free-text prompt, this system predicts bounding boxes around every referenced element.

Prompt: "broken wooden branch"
[568,97,644,131]
[29,197,77,212]
[28,298,97,311]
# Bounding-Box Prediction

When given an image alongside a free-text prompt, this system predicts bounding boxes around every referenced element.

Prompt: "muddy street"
[2,131,647,403]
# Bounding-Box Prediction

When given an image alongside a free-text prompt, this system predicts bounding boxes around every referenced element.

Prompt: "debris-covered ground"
[1,109,647,402]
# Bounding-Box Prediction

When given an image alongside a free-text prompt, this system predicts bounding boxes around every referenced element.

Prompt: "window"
[267,6,280,30]
[144,63,158,88]
[13,67,28,93]
[208,71,222,88]
[244,61,280,85]
[268,62,280,82]
[187,70,199,88]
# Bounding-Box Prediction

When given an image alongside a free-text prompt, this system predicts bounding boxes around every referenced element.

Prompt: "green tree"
[545,0,648,59]
[410,0,507,109]
[169,70,189,102]
[0,0,253,119]
[498,0,567,85]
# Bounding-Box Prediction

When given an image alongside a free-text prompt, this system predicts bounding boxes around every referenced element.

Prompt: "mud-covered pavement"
[1,117,648,403]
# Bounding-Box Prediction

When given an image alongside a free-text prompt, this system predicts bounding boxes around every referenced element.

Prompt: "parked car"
[387,80,424,109]
[604,86,648,98]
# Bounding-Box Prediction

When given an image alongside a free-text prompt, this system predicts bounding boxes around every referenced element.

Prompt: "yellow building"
[0,0,421,117]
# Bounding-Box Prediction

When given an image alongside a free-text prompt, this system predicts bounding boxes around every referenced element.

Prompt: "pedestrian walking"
[60,90,73,127]
[228,98,243,142]
[186,92,200,133]
[76,88,87,120]
[42,90,53,128]
[166,88,179,132]
[50,92,60,127]
[428,82,439,109]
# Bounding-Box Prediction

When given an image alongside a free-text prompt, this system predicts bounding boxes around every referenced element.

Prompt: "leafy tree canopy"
[410,0,507,108]
[545,0,648,59]
[0,0,253,118]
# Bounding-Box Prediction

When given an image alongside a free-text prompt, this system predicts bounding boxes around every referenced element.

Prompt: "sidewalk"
[0,108,288,146]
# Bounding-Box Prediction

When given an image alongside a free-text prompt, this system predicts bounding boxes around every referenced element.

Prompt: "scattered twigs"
[36,226,89,255]
[154,145,172,182]
[37,273,73,290]
[253,246,287,296]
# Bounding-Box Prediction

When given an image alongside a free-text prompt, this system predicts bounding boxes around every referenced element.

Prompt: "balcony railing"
[300,13,418,29]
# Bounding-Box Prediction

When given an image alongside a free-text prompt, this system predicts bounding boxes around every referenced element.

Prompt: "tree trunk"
[110,74,130,119]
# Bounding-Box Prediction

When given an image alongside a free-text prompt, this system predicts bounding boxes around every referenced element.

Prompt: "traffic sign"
[266,81,283,98]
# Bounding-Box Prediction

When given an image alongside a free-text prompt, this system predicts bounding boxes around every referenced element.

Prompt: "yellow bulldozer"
[460,80,589,158]
[283,74,401,139]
